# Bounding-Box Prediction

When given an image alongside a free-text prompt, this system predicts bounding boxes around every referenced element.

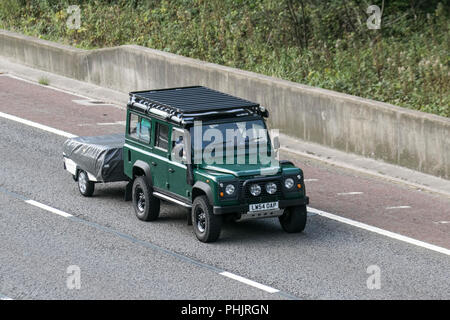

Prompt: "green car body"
[121,86,309,242]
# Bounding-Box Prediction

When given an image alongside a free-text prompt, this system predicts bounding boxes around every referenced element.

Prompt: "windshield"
[189,119,274,165]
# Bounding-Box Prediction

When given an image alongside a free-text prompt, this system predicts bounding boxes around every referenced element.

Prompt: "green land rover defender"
[64,86,309,242]
[124,86,309,242]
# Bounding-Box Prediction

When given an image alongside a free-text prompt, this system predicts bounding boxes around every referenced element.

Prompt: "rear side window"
[129,113,139,139]
[155,122,169,150]
[128,113,151,143]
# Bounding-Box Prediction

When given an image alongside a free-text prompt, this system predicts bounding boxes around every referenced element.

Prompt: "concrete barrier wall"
[1,30,449,179]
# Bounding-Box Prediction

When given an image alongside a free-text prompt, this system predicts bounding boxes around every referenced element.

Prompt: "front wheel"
[279,205,307,233]
[78,170,95,197]
[192,196,222,243]
[132,176,160,221]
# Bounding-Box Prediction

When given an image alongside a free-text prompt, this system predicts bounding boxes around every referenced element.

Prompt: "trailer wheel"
[78,170,95,197]
[132,176,160,221]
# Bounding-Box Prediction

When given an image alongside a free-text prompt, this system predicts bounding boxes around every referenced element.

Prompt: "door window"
[155,122,169,151]
[171,128,187,163]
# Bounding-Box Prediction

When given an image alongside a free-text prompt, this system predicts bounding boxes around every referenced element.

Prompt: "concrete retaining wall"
[1,30,448,179]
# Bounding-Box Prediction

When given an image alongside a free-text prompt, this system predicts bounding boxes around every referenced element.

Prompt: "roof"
[130,86,259,115]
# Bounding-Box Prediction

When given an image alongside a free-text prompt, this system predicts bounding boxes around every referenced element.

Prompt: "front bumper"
[213,196,309,215]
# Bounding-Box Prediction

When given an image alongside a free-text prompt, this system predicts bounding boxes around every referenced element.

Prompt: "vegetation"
[38,76,49,85]
[0,0,448,117]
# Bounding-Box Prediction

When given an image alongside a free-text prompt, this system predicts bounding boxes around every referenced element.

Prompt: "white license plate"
[249,201,279,212]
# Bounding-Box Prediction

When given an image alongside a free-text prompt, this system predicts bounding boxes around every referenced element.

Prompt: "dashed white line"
[337,192,364,195]
[434,221,450,224]
[308,206,450,256]
[220,272,279,293]
[25,200,73,218]
[0,111,75,138]
[304,179,318,182]
[386,206,411,210]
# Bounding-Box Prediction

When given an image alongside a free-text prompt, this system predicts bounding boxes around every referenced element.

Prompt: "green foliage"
[1,0,448,117]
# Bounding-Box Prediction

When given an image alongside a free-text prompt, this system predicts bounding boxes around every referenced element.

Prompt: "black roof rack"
[128,86,266,126]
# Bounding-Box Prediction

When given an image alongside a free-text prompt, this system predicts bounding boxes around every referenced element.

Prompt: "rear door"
[151,120,170,191]
[167,127,191,200]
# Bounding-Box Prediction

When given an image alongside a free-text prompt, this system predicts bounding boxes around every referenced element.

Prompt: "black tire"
[192,195,222,243]
[77,170,94,197]
[279,205,307,233]
[132,176,160,221]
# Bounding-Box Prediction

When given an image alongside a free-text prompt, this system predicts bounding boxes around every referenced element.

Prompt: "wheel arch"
[192,181,214,205]
[132,160,153,187]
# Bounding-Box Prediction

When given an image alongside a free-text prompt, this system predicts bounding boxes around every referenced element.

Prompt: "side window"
[140,117,151,143]
[129,113,139,139]
[155,122,169,150]
[171,128,186,163]
[128,113,151,144]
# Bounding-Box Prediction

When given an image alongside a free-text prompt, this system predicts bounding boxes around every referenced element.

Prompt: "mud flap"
[124,180,133,201]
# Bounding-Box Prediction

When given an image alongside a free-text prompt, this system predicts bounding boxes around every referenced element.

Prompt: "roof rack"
[127,86,267,126]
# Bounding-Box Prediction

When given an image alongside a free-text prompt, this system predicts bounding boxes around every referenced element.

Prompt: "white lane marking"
[5,108,450,258]
[0,111,76,138]
[97,121,126,126]
[25,200,73,218]
[386,206,411,210]
[337,192,363,195]
[72,99,113,106]
[434,221,450,224]
[0,295,12,300]
[308,206,450,256]
[220,272,279,294]
[304,179,318,182]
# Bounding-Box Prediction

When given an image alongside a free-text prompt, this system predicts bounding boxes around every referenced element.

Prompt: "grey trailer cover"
[63,134,127,182]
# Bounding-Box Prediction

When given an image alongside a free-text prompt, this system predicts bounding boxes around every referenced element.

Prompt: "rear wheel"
[132,176,160,221]
[78,170,94,197]
[279,205,307,233]
[192,196,222,243]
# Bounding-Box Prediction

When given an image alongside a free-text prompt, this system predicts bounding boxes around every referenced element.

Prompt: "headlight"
[225,184,235,195]
[266,182,277,194]
[250,184,261,196]
[284,178,295,189]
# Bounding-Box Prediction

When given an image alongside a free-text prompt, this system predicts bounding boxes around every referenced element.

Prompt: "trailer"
[63,133,129,196]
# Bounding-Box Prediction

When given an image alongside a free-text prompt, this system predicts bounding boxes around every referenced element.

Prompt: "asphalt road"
[0,74,449,299]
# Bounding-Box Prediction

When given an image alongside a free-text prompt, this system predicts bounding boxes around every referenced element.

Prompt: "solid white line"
[220,271,279,293]
[308,206,450,256]
[25,200,73,218]
[0,111,76,138]
[386,206,411,210]
[337,192,363,195]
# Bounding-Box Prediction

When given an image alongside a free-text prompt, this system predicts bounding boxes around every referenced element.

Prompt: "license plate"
[249,201,279,212]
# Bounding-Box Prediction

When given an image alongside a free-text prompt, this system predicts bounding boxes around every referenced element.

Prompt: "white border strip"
[308,206,450,256]
[220,271,279,293]
[25,200,73,218]
[0,111,75,138]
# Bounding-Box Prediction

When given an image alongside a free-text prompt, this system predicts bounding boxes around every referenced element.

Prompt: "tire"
[132,176,160,221]
[77,170,94,197]
[192,195,222,243]
[279,205,307,233]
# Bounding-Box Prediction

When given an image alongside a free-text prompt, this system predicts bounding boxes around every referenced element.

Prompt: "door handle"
[168,168,175,173]
[151,161,157,166]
